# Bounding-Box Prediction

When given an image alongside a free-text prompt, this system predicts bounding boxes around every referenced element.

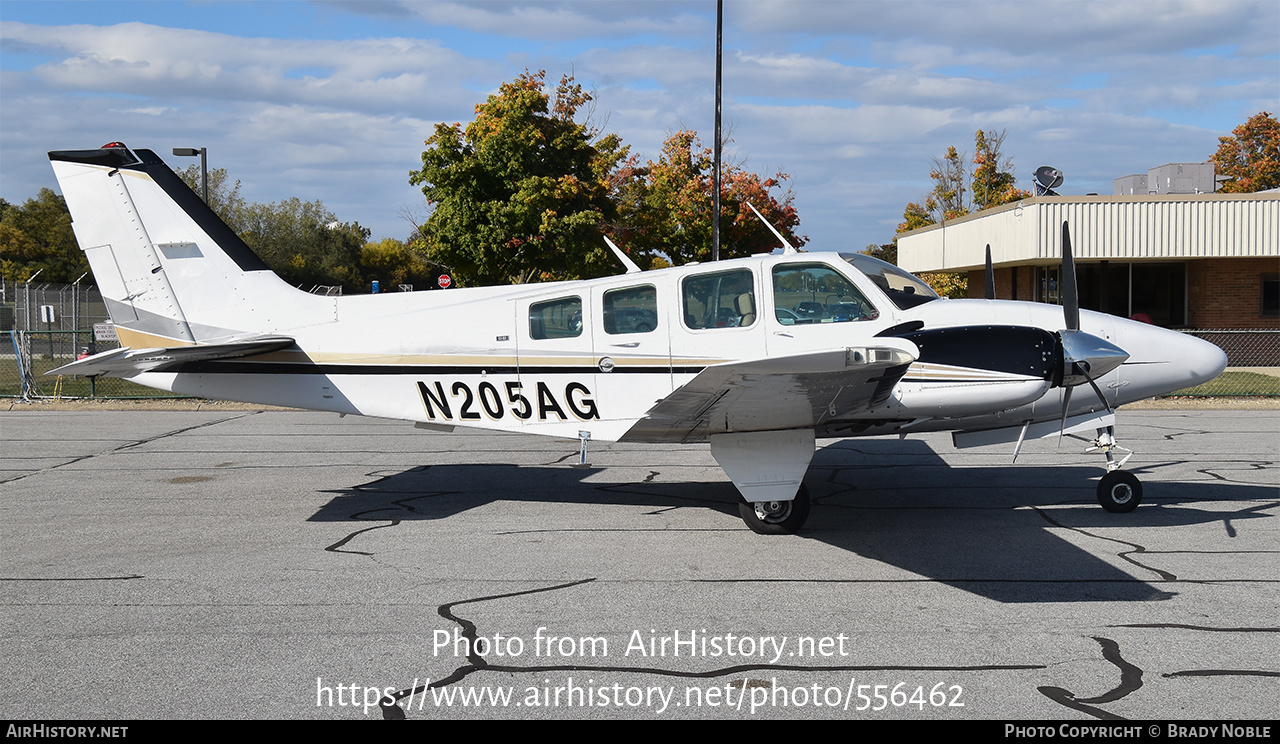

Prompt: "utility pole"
[712,0,723,262]
[172,147,208,203]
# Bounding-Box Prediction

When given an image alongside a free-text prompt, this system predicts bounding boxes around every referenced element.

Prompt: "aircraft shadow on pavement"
[309,438,1274,605]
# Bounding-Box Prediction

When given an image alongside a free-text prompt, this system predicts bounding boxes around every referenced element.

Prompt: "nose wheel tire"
[1097,470,1142,513]
[738,484,811,534]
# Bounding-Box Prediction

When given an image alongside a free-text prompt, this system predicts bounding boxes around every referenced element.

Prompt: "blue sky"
[2,0,1277,258]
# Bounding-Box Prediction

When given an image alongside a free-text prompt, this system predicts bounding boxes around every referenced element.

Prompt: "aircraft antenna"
[603,236,642,274]
[748,202,798,254]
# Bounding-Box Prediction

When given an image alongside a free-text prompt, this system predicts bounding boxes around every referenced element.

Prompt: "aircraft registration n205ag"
[47,143,1227,534]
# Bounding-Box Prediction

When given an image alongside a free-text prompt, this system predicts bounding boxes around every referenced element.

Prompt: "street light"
[172,146,208,203]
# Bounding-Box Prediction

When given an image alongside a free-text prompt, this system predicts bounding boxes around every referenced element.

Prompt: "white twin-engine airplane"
[48,143,1227,534]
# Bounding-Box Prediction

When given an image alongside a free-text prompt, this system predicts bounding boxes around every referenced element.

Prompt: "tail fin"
[48,144,321,349]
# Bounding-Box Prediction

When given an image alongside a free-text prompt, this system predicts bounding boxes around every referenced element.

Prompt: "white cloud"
[1,1,1275,254]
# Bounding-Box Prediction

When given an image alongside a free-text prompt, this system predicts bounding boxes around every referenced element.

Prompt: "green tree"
[359,237,440,289]
[884,129,1030,298]
[608,130,804,267]
[176,165,375,290]
[238,198,370,289]
[409,70,628,285]
[862,242,897,265]
[972,129,1031,209]
[1212,111,1280,193]
[0,188,87,282]
[176,166,248,231]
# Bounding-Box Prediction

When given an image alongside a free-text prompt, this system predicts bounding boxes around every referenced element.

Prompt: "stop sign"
[438,274,452,289]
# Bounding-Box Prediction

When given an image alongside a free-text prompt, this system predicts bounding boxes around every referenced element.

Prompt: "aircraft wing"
[46,335,296,378]
[621,343,917,443]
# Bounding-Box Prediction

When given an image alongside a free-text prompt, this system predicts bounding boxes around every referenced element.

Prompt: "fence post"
[10,330,33,400]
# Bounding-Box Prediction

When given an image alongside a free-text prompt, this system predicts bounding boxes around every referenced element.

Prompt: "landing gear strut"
[1089,425,1142,512]
[739,484,811,535]
[710,429,816,535]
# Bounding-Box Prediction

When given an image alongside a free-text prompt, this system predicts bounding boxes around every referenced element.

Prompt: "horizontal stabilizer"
[46,335,296,378]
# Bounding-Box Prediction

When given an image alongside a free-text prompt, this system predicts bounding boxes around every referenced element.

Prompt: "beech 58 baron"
[48,143,1227,534]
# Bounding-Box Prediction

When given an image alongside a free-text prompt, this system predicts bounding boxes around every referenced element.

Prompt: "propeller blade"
[1057,385,1073,445]
[984,244,995,300]
[1061,222,1079,331]
[1084,370,1114,414]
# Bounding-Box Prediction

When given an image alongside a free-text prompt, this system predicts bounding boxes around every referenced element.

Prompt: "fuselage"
[129,250,1226,442]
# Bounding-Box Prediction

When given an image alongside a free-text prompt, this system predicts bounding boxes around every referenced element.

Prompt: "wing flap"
[622,343,917,443]
[46,335,296,378]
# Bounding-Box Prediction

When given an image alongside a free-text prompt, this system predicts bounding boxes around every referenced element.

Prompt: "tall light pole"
[172,147,208,203]
[712,0,723,262]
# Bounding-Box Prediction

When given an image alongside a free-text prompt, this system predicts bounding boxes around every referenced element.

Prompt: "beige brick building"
[897,192,1279,365]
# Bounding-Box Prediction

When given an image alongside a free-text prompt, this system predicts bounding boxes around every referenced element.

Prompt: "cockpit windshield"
[839,253,940,310]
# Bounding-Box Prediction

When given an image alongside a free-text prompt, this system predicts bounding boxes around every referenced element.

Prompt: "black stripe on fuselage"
[167,361,704,375]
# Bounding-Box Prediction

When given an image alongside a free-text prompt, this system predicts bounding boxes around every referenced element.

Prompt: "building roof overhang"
[896,192,1280,274]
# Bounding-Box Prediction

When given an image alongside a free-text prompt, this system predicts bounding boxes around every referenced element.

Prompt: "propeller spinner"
[1053,222,1129,431]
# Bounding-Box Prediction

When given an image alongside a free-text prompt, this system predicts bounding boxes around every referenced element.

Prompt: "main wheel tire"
[1097,470,1142,513]
[738,484,811,534]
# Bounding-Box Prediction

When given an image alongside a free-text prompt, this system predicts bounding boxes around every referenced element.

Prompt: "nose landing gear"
[1090,425,1142,512]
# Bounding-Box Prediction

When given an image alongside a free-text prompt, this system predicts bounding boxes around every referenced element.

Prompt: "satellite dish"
[1034,166,1064,196]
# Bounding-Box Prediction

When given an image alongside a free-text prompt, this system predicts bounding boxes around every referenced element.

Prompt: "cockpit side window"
[839,253,939,310]
[772,263,879,325]
[682,269,756,330]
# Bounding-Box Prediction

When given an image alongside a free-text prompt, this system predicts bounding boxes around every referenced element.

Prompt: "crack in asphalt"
[1031,506,1178,581]
[1113,623,1280,632]
[324,466,460,555]
[1,412,256,485]
[1162,670,1280,678]
[379,578,1045,720]
[0,575,144,581]
[1038,636,1143,720]
[1113,624,1280,681]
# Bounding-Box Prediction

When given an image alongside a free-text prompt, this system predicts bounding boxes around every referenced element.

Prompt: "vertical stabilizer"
[49,144,327,348]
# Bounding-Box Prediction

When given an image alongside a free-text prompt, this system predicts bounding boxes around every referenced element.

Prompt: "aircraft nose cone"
[1110,320,1229,400]
[1178,332,1229,389]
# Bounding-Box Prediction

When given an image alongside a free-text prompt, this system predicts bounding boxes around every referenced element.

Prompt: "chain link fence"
[2,278,182,399]
[3,279,1277,399]
[1169,328,1280,396]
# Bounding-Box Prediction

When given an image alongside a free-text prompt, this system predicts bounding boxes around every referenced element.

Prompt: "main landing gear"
[738,484,811,535]
[711,429,816,535]
[1089,425,1142,513]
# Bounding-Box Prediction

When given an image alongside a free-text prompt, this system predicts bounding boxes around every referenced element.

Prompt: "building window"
[1264,274,1279,318]
[1130,263,1186,327]
[1036,261,1186,326]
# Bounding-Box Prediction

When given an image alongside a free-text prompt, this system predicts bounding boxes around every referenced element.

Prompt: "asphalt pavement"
[2,408,1276,720]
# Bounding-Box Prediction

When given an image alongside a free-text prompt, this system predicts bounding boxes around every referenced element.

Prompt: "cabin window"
[772,264,879,325]
[682,269,756,329]
[529,297,582,340]
[603,285,658,335]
